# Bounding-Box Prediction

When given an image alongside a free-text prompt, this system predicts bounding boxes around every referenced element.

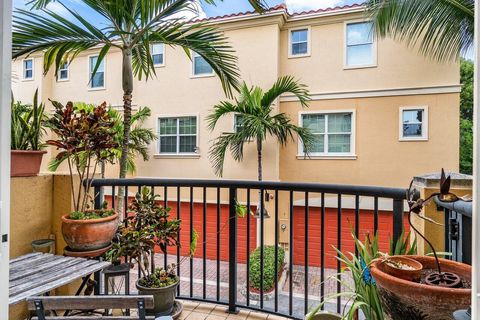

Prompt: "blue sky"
[13,0,361,26]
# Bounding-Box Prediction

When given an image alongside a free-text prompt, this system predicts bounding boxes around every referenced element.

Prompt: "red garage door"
[292,206,410,268]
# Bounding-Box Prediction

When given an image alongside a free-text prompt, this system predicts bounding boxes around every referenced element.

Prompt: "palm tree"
[366,0,474,62]
[12,0,266,183]
[207,75,314,182]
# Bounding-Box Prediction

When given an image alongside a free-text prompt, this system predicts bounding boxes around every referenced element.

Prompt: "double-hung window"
[151,43,165,67]
[23,59,33,80]
[158,116,198,155]
[300,111,355,156]
[192,52,213,76]
[399,107,428,141]
[346,21,375,67]
[58,62,69,81]
[89,56,105,89]
[289,28,310,57]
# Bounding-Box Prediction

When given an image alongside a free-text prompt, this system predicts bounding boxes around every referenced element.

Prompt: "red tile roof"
[191,3,363,24]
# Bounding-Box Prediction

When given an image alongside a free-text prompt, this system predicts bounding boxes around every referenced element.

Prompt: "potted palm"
[108,187,181,316]
[11,89,47,177]
[45,100,119,252]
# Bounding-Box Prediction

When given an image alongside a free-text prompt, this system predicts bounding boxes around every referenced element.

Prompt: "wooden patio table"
[9,252,111,305]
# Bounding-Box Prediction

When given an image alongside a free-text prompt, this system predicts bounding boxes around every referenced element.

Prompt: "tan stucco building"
[11,4,460,188]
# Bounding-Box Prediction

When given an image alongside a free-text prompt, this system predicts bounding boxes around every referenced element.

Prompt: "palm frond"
[206,101,239,131]
[366,0,474,62]
[209,131,250,176]
[261,75,310,108]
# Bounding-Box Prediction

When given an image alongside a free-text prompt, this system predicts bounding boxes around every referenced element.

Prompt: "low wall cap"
[413,172,472,189]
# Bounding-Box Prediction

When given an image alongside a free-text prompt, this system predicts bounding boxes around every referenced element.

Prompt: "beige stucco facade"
[11,5,460,188]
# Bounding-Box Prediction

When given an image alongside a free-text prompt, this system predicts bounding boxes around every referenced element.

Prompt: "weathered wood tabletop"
[9,252,111,305]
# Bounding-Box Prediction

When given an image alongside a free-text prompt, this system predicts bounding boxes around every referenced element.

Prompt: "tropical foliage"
[11,89,46,151]
[366,0,474,62]
[12,0,254,183]
[207,76,314,179]
[460,59,473,174]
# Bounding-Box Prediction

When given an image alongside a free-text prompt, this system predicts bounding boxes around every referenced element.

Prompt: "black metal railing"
[90,178,409,319]
[435,197,472,265]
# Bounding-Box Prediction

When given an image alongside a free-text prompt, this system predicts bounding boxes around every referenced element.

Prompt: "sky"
[13,0,362,25]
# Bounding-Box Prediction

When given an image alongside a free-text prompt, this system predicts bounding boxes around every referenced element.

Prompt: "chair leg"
[138,298,146,320]
[33,300,46,320]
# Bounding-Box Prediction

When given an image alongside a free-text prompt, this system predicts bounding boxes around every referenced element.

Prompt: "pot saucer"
[64,243,112,258]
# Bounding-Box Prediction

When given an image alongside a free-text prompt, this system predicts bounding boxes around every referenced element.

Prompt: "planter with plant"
[45,101,118,252]
[107,187,181,316]
[245,245,285,300]
[11,89,47,177]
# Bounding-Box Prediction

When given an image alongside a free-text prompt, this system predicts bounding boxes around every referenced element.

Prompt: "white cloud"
[285,0,344,12]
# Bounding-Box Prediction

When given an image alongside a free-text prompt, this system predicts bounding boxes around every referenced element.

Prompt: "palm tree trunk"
[117,48,134,213]
[256,139,263,247]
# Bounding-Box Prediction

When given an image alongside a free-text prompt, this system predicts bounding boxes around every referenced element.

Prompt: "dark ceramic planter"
[370,255,471,320]
[136,279,179,316]
[61,211,118,251]
[11,150,46,177]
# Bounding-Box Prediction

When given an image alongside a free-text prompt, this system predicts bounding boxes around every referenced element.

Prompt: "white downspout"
[0,0,12,318]
[472,2,480,318]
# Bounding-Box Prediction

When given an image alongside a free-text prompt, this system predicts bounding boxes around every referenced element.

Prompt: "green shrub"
[249,245,285,292]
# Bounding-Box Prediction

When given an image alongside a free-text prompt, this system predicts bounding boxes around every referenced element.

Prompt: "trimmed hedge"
[248,245,285,292]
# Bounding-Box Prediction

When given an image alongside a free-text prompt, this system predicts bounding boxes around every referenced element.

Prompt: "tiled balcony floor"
[179,301,288,320]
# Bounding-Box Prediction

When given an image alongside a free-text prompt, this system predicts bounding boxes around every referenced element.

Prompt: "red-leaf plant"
[45,101,118,215]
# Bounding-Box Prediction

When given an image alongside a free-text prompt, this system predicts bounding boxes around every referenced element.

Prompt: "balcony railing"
[90,178,409,319]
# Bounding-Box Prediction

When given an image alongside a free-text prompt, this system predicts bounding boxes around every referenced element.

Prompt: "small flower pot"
[136,279,179,316]
[305,312,342,320]
[61,211,118,252]
[382,256,423,281]
[11,150,46,177]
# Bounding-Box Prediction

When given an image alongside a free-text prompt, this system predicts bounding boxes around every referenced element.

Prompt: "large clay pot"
[61,211,118,251]
[11,150,46,177]
[370,255,471,320]
[136,279,179,316]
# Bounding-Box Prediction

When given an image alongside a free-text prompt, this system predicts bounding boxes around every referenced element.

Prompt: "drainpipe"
[0,0,12,318]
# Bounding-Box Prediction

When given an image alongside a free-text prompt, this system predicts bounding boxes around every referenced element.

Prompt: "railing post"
[392,199,404,244]
[94,185,103,210]
[228,187,238,314]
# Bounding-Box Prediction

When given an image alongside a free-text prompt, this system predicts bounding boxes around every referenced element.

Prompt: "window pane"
[91,72,104,88]
[194,55,213,75]
[24,60,32,69]
[159,118,177,135]
[302,114,325,133]
[90,56,104,72]
[153,54,163,65]
[160,136,177,153]
[328,113,351,133]
[292,42,308,55]
[179,136,196,153]
[24,70,33,79]
[59,70,68,79]
[403,124,423,137]
[179,117,196,134]
[292,29,308,43]
[347,22,373,45]
[235,115,244,132]
[309,135,325,153]
[347,44,373,66]
[403,109,423,123]
[328,134,351,153]
[152,43,164,55]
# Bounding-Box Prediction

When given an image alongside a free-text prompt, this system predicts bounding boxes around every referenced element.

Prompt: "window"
[58,62,69,81]
[192,52,213,76]
[346,21,375,67]
[23,59,33,80]
[234,114,245,133]
[158,116,198,154]
[289,28,310,57]
[399,107,428,140]
[300,111,355,156]
[89,56,105,89]
[151,43,165,66]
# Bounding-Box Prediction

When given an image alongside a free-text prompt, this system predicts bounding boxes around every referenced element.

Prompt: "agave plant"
[11,89,46,151]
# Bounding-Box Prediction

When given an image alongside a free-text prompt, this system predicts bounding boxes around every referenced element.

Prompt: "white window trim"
[297,109,357,159]
[151,43,165,68]
[57,62,69,82]
[288,26,311,58]
[399,106,429,141]
[22,58,34,81]
[190,51,215,78]
[343,20,377,70]
[155,113,200,158]
[88,54,106,91]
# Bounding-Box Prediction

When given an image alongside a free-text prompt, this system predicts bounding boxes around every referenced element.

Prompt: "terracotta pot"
[136,279,179,316]
[370,255,471,320]
[11,150,46,177]
[382,256,423,281]
[61,211,118,252]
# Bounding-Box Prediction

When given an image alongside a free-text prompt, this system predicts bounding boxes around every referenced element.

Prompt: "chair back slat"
[27,296,154,311]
